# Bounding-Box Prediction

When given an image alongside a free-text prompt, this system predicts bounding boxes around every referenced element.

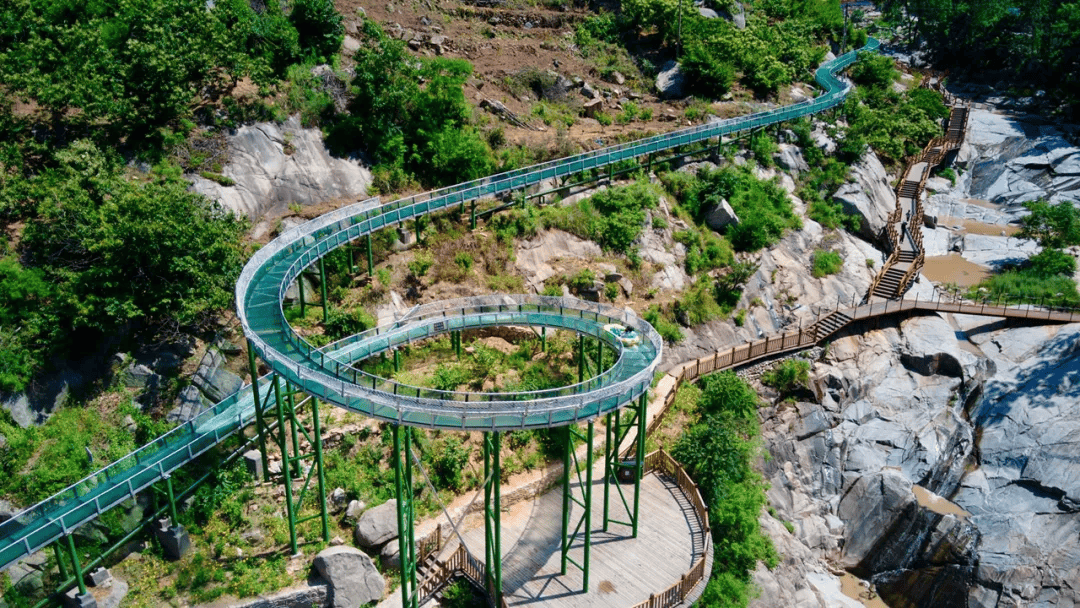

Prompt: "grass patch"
[811,250,843,278]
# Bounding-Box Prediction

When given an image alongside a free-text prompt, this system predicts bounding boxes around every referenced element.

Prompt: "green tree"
[20,140,247,332]
[289,0,345,61]
[1018,200,1080,250]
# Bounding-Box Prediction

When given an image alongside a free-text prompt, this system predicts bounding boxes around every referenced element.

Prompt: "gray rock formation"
[353,499,399,548]
[189,116,372,221]
[703,198,739,231]
[515,230,604,292]
[655,61,686,100]
[312,546,385,608]
[832,150,896,244]
[775,144,809,174]
[960,110,1080,209]
[191,348,243,403]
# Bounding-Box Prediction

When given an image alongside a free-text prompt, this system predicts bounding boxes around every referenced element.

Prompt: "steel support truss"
[392,425,419,608]
[483,432,503,606]
[604,393,647,537]
[560,421,595,592]
[271,375,331,555]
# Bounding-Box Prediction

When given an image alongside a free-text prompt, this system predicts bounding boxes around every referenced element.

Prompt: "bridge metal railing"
[1,35,880,584]
[235,39,880,432]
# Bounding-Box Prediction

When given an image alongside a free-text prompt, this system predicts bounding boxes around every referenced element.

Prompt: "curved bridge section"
[235,39,880,431]
[296,295,663,429]
[0,38,878,576]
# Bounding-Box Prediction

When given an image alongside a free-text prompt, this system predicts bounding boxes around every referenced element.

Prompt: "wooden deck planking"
[443,472,701,608]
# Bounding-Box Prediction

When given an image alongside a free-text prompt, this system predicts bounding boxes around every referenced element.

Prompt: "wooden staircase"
[864,84,971,302]
[812,310,853,340]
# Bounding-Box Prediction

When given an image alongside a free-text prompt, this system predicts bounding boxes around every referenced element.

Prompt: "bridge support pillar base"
[154,520,191,560]
[63,589,97,608]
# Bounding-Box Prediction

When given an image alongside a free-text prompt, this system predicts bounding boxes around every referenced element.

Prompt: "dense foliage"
[327,19,493,188]
[1,140,246,393]
[671,372,778,606]
[621,0,843,97]
[882,0,1080,107]
[969,199,1080,305]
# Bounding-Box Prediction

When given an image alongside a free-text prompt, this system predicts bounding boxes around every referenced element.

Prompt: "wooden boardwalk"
[439,472,703,608]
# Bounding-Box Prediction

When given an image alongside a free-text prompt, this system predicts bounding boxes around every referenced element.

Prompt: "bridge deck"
[438,472,702,608]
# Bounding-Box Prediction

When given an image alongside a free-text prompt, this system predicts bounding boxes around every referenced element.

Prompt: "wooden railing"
[866,95,970,302]
[629,449,712,608]
[417,544,507,608]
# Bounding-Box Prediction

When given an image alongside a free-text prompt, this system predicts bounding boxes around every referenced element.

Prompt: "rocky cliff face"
[189,115,372,222]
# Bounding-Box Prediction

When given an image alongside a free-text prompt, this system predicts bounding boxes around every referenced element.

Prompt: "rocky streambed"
[739,108,1080,608]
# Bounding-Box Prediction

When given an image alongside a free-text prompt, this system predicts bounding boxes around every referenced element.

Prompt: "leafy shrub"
[811,250,843,277]
[605,282,621,301]
[432,364,470,391]
[289,0,345,61]
[454,252,474,272]
[644,305,683,343]
[408,251,435,277]
[937,167,957,185]
[324,306,376,340]
[675,276,725,325]
[849,51,898,89]
[542,182,658,252]
[761,359,810,395]
[733,308,746,326]
[750,132,778,168]
[431,436,470,491]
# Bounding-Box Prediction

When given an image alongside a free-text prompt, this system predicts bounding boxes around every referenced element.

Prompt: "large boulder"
[189,115,373,222]
[832,150,897,244]
[775,144,809,174]
[838,469,916,568]
[655,61,686,100]
[312,546,385,608]
[168,385,209,425]
[354,499,399,548]
[703,199,740,232]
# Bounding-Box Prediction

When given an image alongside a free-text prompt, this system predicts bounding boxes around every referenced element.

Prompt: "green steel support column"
[392,425,418,608]
[596,338,603,373]
[393,349,400,373]
[319,257,329,324]
[349,244,355,273]
[541,327,547,352]
[489,433,503,604]
[273,376,299,555]
[578,335,585,383]
[298,273,306,316]
[247,342,270,482]
[66,534,86,595]
[311,398,330,542]
[633,393,647,538]
[560,425,571,575]
[602,413,612,532]
[53,542,69,582]
[470,201,477,230]
[366,234,374,275]
[165,475,179,526]
[583,421,594,592]
[286,381,301,476]
[483,434,492,579]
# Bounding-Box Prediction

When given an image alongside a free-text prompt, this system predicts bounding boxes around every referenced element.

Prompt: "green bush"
[644,305,683,343]
[760,359,810,395]
[289,0,345,61]
[408,251,435,277]
[323,306,375,340]
[967,269,1080,307]
[811,250,843,277]
[675,276,725,325]
[432,363,470,391]
[454,252,474,272]
[605,282,621,301]
[849,51,898,89]
[750,132,778,168]
[541,182,658,252]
